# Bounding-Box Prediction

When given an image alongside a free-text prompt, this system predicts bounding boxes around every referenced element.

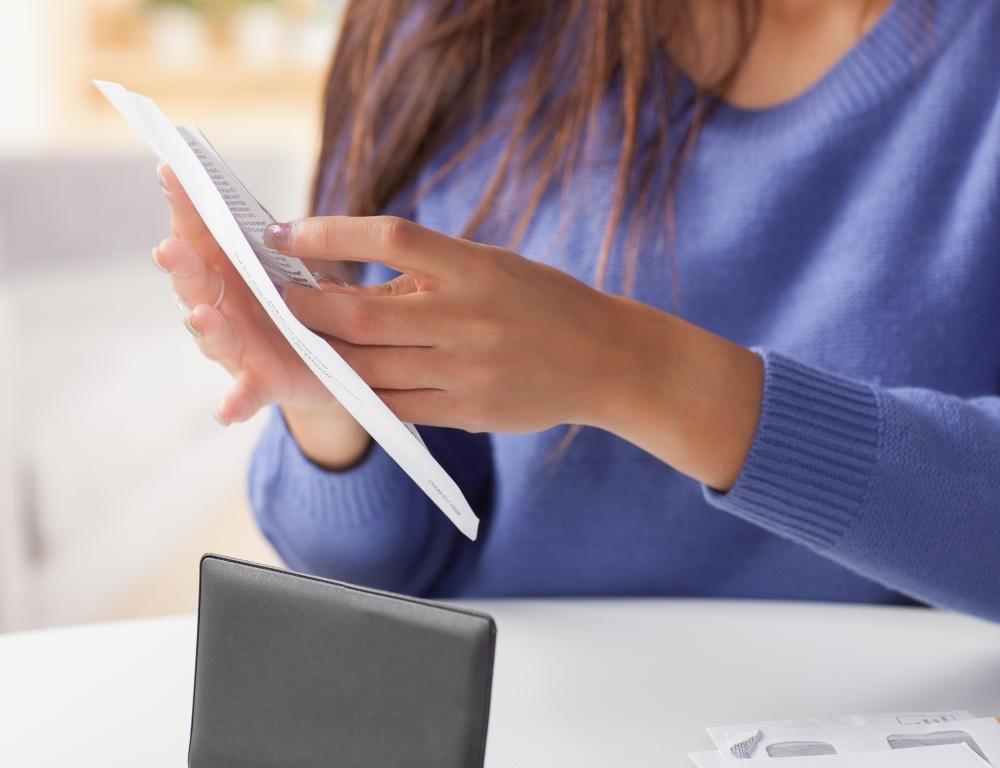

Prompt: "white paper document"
[714,712,975,746]
[94,80,479,540]
[705,713,998,764]
[176,124,322,290]
[689,743,989,768]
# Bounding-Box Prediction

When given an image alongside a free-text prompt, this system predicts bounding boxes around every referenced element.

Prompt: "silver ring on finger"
[176,278,225,314]
[212,278,226,308]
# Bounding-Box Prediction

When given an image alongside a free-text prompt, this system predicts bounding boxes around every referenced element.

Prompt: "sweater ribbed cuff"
[258,407,423,530]
[704,351,882,551]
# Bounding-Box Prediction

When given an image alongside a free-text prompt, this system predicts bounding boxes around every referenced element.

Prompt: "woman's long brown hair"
[311,0,761,299]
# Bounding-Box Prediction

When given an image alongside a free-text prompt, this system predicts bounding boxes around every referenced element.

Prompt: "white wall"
[0,0,319,629]
[0,1,49,151]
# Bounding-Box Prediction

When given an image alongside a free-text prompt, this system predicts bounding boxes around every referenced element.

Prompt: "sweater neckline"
[698,0,973,137]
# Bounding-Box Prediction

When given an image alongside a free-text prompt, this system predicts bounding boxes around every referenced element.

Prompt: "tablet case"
[189,555,496,768]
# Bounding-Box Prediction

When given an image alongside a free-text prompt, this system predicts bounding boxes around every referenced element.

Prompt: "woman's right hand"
[154,164,371,468]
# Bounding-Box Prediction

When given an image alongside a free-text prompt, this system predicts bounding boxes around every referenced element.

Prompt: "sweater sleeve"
[248,407,492,595]
[704,349,1000,621]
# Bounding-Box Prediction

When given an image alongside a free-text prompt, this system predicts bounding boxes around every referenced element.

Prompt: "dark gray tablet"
[189,555,496,768]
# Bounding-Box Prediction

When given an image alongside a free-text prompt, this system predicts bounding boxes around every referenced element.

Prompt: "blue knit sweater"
[249,0,1000,620]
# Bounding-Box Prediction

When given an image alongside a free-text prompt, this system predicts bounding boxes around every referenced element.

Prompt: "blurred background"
[0,0,347,631]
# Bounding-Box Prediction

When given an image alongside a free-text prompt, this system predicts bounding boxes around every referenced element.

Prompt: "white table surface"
[3,599,1000,767]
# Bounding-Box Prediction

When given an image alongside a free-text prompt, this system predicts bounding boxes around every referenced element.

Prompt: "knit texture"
[249,0,1000,619]
[705,351,882,551]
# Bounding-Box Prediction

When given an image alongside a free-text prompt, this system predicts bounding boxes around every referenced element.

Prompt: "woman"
[153,0,1000,618]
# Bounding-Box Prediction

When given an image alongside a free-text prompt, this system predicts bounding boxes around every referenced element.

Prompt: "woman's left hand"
[268,215,627,434]
[266,214,764,490]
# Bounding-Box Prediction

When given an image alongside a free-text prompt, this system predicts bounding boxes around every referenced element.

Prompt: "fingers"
[187,304,242,370]
[358,273,419,297]
[265,215,472,279]
[284,284,439,346]
[315,273,419,298]
[217,373,270,425]
[158,163,219,255]
[326,337,446,390]
[184,308,266,424]
[156,237,224,310]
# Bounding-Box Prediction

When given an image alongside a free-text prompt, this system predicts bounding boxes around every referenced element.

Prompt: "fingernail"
[213,410,230,427]
[183,312,203,338]
[264,222,292,250]
[156,163,168,191]
[152,246,169,273]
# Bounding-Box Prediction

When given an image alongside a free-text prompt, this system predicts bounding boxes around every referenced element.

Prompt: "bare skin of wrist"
[282,402,372,471]
[591,297,764,492]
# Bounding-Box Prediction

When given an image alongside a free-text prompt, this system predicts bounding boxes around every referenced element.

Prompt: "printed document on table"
[93,80,479,540]
[707,715,999,763]
[718,711,974,737]
[689,743,989,768]
[712,711,975,760]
